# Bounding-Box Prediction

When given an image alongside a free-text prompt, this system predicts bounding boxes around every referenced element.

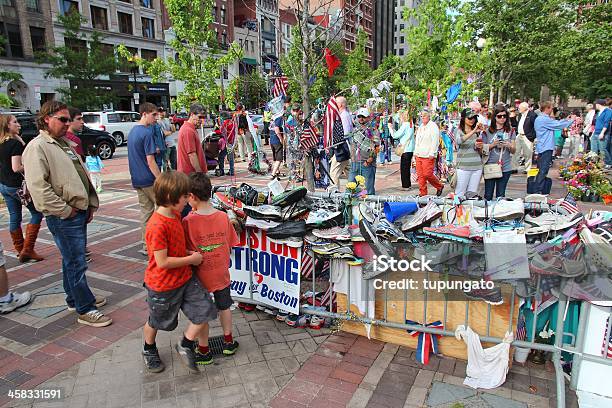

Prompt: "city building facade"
[394,0,415,57]
[373,0,394,67]
[235,0,279,75]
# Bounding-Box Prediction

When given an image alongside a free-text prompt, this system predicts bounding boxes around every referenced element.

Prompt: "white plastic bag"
[483,227,530,280]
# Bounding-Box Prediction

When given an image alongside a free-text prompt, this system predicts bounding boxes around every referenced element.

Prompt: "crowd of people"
[0,93,609,370]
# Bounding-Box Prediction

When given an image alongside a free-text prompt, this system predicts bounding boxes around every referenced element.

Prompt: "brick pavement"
[0,146,593,407]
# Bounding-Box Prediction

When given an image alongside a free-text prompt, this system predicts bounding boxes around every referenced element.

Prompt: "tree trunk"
[301,0,311,115]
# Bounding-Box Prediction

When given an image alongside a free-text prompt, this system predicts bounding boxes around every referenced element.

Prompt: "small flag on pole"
[323,96,342,149]
[300,121,318,151]
[272,63,289,98]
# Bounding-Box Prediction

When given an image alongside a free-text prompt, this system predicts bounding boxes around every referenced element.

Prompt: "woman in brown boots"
[0,114,44,262]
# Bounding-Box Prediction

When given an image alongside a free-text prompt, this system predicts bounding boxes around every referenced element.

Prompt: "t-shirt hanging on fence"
[229,227,302,314]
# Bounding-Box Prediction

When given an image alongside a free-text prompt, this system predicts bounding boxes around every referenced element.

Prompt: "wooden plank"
[336,270,518,361]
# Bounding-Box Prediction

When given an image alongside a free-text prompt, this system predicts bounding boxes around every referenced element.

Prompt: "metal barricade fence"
[217,186,609,408]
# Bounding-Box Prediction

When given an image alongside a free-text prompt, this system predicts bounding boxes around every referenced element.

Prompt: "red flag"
[324,48,341,77]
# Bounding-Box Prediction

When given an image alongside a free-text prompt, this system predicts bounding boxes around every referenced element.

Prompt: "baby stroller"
[202,129,222,172]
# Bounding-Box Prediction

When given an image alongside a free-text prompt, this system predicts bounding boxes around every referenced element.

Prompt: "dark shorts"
[271,143,283,162]
[146,276,218,331]
[212,285,233,310]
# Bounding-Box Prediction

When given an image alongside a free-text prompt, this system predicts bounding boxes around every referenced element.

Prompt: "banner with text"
[229,228,301,314]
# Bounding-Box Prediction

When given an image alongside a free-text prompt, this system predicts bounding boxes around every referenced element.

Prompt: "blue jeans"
[484,171,512,201]
[218,148,234,175]
[379,137,391,164]
[533,150,553,194]
[348,162,376,195]
[591,133,612,164]
[45,210,96,315]
[0,183,43,232]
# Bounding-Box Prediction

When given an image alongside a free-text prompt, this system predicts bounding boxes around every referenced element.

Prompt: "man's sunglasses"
[52,116,71,123]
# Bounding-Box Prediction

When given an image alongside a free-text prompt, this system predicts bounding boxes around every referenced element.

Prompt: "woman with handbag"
[393,111,415,189]
[0,114,44,262]
[481,105,516,201]
[454,108,486,196]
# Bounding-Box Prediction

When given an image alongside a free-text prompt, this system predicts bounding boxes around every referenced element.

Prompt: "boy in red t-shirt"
[183,173,239,365]
[142,171,217,374]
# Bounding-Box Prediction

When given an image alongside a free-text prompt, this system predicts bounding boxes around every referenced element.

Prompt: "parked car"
[170,112,189,128]
[81,111,140,147]
[15,114,116,160]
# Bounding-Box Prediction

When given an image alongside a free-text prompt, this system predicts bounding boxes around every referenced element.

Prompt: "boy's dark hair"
[189,172,212,201]
[87,144,97,156]
[154,171,191,207]
[68,107,81,120]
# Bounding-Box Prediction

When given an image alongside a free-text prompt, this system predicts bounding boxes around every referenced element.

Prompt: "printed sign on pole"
[229,228,301,314]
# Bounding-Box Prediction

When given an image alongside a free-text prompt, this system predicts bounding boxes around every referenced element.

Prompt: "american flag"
[323,96,341,148]
[515,314,527,341]
[272,63,288,98]
[301,248,314,279]
[548,193,579,214]
[603,316,612,359]
[300,121,319,151]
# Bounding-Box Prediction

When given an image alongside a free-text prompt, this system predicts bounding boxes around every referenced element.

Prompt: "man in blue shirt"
[593,99,612,167]
[127,102,160,254]
[533,101,574,194]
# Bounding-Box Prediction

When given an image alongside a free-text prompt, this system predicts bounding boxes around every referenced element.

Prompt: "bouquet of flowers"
[346,175,368,199]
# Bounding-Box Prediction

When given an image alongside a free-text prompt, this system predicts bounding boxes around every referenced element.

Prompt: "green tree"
[119,0,239,110]
[227,70,268,110]
[0,36,23,108]
[339,29,372,104]
[41,13,118,110]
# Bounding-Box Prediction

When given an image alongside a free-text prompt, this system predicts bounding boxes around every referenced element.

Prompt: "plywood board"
[336,270,519,361]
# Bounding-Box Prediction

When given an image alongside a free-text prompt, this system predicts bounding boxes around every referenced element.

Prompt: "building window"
[0,0,14,7]
[222,30,227,45]
[250,41,254,52]
[91,6,108,30]
[29,26,45,53]
[64,37,86,53]
[119,46,138,72]
[140,0,153,8]
[400,24,404,30]
[212,6,217,22]
[118,12,133,35]
[26,0,40,12]
[220,5,226,24]
[142,17,155,38]
[0,23,24,58]
[141,48,156,62]
[399,48,404,56]
[61,0,79,15]
[400,36,404,43]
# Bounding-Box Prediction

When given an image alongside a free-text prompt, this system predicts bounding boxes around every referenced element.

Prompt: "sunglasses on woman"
[496,114,507,119]
[467,115,478,120]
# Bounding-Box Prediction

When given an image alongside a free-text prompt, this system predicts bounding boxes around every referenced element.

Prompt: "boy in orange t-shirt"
[143,171,217,374]
[183,173,239,365]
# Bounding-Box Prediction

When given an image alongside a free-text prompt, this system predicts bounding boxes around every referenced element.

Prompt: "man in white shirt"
[414,109,444,196]
[328,96,352,190]
[512,102,536,173]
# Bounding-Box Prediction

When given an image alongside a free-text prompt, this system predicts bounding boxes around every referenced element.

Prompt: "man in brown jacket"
[23,101,111,328]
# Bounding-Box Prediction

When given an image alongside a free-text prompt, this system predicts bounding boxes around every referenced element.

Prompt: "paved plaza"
[0,147,589,407]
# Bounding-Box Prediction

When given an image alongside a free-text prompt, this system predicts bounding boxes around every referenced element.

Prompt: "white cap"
[356,107,370,117]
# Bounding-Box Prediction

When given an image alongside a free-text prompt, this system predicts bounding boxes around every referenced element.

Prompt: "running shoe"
[525,212,583,235]
[472,199,525,220]
[580,223,612,272]
[309,315,324,329]
[195,350,213,366]
[524,194,548,204]
[243,205,282,221]
[399,202,443,232]
[272,186,307,207]
[306,209,343,228]
[313,226,351,241]
[223,341,239,355]
[464,287,504,305]
[358,219,396,258]
[376,218,408,242]
[359,202,379,224]
[238,302,256,312]
[276,311,289,321]
[423,225,471,241]
[349,225,366,242]
[214,192,246,218]
[286,314,309,328]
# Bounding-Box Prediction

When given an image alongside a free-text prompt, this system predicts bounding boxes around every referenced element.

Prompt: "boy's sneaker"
[238,302,256,312]
[286,314,309,328]
[223,341,239,355]
[68,296,107,311]
[142,347,165,373]
[195,350,214,366]
[77,310,112,327]
[175,343,199,373]
[276,311,289,321]
[0,291,32,314]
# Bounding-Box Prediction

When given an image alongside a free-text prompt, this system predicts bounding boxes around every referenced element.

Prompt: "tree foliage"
[41,13,118,110]
[119,0,240,110]
[339,29,372,104]
[227,70,268,110]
